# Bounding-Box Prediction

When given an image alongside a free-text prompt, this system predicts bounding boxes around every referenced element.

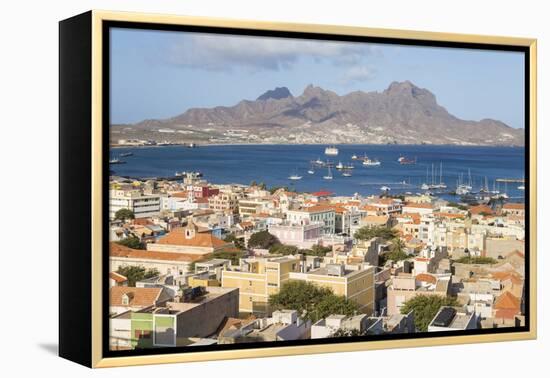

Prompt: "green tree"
[383,238,409,262]
[400,295,459,332]
[224,233,245,250]
[312,295,359,322]
[269,281,358,322]
[248,230,279,249]
[116,265,159,286]
[308,245,333,257]
[116,236,145,250]
[455,256,497,265]
[269,244,299,255]
[114,208,135,221]
[330,328,364,337]
[354,226,397,241]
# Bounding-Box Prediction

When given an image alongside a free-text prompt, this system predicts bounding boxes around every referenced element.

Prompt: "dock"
[496,178,525,183]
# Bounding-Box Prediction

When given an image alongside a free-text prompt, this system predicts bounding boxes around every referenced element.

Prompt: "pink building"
[268,221,324,248]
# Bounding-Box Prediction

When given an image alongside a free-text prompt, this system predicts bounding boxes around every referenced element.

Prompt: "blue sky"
[110,28,525,128]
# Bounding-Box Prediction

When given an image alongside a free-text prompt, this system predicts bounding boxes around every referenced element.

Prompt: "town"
[108,171,526,350]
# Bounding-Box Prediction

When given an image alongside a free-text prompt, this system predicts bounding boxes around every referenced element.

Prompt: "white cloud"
[167,33,375,72]
[340,66,376,84]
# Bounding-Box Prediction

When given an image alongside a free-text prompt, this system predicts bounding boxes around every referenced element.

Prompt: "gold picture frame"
[59,10,537,368]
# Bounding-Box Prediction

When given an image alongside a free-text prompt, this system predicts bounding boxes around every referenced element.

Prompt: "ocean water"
[110,144,525,200]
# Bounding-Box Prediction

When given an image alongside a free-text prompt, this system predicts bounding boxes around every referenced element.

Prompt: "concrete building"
[286,205,336,235]
[219,310,310,343]
[221,256,301,314]
[110,242,203,277]
[109,188,161,219]
[428,306,477,332]
[118,286,239,348]
[268,221,324,248]
[208,192,239,214]
[311,314,382,338]
[146,219,233,256]
[289,263,375,314]
[109,286,173,316]
[386,273,450,315]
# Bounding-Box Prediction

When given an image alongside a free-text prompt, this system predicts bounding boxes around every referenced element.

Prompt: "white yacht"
[323,166,333,180]
[325,146,339,156]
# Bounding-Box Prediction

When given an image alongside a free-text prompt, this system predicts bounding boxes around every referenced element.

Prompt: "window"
[135,330,151,339]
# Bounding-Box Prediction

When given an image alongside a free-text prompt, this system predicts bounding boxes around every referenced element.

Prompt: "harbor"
[109,144,525,203]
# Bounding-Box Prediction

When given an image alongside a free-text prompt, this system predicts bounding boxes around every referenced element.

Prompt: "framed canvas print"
[59,10,537,368]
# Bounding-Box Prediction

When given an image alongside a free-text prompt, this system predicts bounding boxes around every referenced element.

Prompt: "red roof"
[311,190,334,197]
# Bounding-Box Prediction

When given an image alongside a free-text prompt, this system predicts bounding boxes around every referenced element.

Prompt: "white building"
[286,205,336,235]
[268,221,324,248]
[109,189,161,219]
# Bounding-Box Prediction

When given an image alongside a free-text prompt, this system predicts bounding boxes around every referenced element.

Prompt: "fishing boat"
[325,146,339,156]
[288,170,303,180]
[351,154,359,160]
[398,156,416,165]
[109,157,125,164]
[313,157,325,166]
[362,157,381,166]
[323,166,333,180]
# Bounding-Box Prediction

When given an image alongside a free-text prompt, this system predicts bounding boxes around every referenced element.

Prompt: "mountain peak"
[256,87,292,101]
[384,81,435,101]
[302,84,336,98]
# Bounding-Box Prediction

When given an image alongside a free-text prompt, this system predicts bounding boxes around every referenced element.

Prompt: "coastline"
[111,142,526,149]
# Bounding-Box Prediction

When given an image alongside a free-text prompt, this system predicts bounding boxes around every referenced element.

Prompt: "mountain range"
[110,81,524,146]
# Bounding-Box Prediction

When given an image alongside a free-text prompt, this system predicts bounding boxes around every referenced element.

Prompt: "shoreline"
[111,142,526,149]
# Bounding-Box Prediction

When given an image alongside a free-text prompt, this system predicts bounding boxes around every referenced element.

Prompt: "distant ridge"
[257,87,293,101]
[111,81,524,146]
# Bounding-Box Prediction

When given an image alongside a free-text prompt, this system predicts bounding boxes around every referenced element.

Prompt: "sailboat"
[342,169,352,177]
[421,166,431,190]
[307,164,315,175]
[336,161,344,170]
[433,162,447,189]
[288,169,302,180]
[323,166,333,180]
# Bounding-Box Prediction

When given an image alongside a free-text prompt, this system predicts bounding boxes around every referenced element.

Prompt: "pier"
[496,178,525,183]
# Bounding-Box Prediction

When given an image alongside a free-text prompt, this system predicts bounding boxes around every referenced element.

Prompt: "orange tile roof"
[110,286,163,307]
[301,205,336,213]
[362,215,389,224]
[360,205,378,212]
[434,212,465,219]
[172,191,189,198]
[415,273,437,284]
[503,203,525,210]
[491,271,524,285]
[494,291,521,311]
[109,272,128,283]
[469,205,494,215]
[110,242,205,262]
[156,228,230,248]
[404,202,433,209]
[374,198,399,205]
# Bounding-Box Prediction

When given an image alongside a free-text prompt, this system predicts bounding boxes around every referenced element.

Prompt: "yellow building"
[290,264,375,315]
[221,256,375,316]
[221,256,301,314]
